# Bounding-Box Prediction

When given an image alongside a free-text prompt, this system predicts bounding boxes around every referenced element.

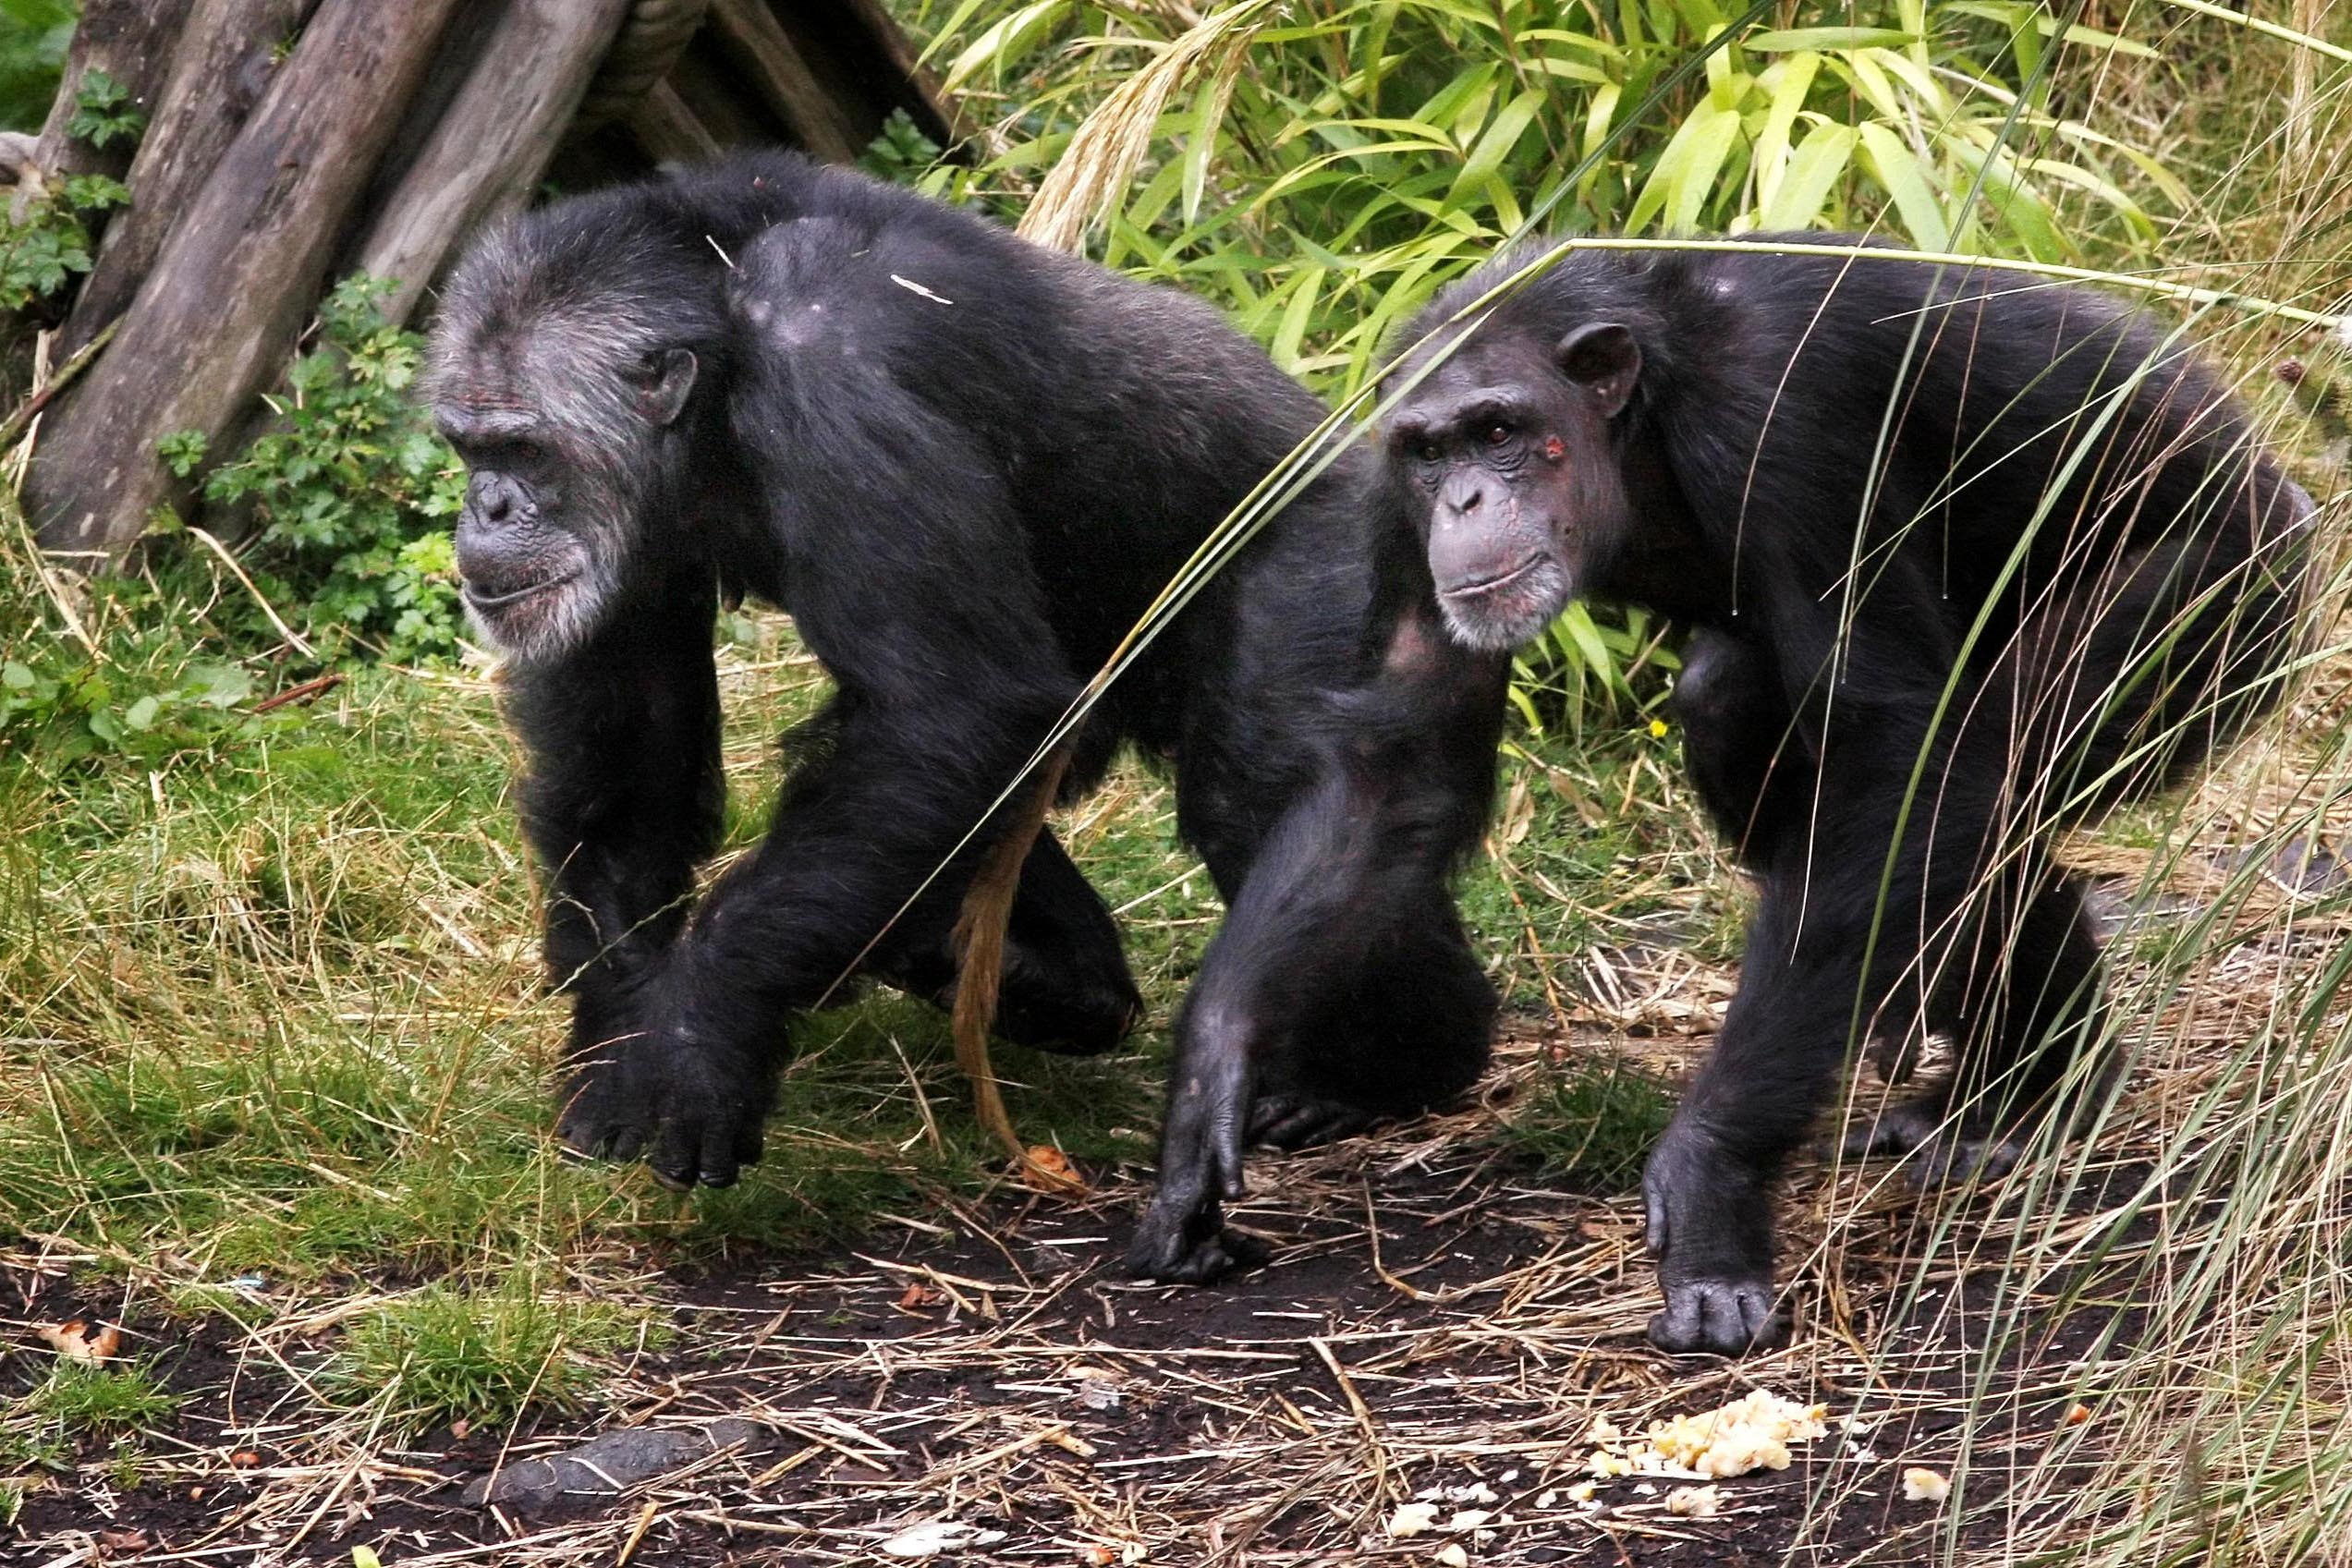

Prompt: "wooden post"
[29,0,197,190]
[57,0,310,358]
[349,0,637,324]
[25,0,465,560]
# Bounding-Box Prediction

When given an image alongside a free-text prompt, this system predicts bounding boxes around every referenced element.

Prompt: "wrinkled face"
[426,285,701,663]
[1383,322,1641,652]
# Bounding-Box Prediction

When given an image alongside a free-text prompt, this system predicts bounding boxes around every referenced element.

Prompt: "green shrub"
[165,275,467,663]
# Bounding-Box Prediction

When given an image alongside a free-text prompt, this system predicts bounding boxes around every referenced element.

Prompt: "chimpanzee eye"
[1417,441,1443,464]
[1484,422,1512,445]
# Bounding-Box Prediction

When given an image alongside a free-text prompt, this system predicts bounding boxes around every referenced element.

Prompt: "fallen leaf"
[449,1417,471,1440]
[2065,1403,2092,1427]
[230,1451,262,1468]
[1436,1547,1470,1568]
[97,1528,148,1554]
[36,1319,120,1364]
[896,1282,945,1312]
[1020,1145,1087,1194]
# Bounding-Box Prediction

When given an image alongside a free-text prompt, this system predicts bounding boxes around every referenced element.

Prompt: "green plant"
[330,1282,663,1434]
[0,650,257,764]
[62,64,139,148]
[168,274,467,662]
[907,0,2182,715]
[0,0,75,134]
[0,169,125,310]
[14,1361,180,1443]
[1491,1054,1674,1191]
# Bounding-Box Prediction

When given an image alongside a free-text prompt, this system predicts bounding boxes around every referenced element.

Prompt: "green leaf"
[1857,121,1951,249]
[1745,26,1918,50]
[1761,121,1855,230]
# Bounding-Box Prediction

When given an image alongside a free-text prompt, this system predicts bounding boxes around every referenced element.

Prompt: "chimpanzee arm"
[504,562,725,1110]
[1641,522,2011,1354]
[557,362,1079,1190]
[1131,603,1507,1282]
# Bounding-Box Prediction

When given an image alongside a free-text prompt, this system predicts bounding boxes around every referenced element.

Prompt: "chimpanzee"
[1381,237,2312,1355]
[424,151,1510,1281]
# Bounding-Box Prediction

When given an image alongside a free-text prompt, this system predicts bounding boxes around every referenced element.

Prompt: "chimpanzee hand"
[1641,1118,1788,1355]
[555,988,772,1189]
[1126,1028,1269,1282]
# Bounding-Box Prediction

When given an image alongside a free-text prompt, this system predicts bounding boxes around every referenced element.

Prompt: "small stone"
[1436,1547,1470,1568]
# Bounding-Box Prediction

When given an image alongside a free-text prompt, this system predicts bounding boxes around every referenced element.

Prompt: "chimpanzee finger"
[1643,1179,1670,1257]
[647,1117,705,1192]
[696,1125,741,1188]
[732,1123,764,1171]
[605,1124,647,1163]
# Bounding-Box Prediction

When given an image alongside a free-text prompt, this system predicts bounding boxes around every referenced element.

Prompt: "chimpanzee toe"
[1247,1093,1375,1150]
[1648,1278,1787,1355]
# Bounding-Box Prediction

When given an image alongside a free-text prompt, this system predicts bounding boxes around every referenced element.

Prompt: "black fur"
[426,152,1510,1276]
[1383,237,2312,1354]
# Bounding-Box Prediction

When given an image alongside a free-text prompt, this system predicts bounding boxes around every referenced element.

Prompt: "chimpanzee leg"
[1845,863,2105,1177]
[1129,760,1494,1282]
[1670,628,1813,866]
[867,821,1141,1055]
[505,565,725,1158]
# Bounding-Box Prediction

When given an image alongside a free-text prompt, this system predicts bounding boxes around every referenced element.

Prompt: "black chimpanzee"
[1381,237,2312,1355]
[424,151,1509,1281]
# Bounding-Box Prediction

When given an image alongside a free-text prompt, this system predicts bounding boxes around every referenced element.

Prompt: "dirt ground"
[5,1014,2162,1568]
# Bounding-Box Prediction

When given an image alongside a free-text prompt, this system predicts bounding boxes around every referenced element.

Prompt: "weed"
[164,275,467,663]
[14,1362,179,1445]
[328,1281,666,1435]
[1491,1054,1676,1192]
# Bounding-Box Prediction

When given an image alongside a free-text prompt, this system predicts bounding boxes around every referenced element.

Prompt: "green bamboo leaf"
[1271,268,1324,371]
[1449,88,1545,201]
[1751,52,1819,213]
[1761,120,1855,229]
[1857,121,1952,249]
[1744,26,1918,50]
[943,0,1065,91]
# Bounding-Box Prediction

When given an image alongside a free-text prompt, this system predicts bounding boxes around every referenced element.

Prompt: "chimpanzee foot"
[1247,1092,1376,1150]
[556,1056,646,1163]
[1641,1119,1787,1355]
[555,1028,771,1190]
[1125,1192,1270,1283]
[1649,1277,1788,1355]
[1840,1100,2021,1188]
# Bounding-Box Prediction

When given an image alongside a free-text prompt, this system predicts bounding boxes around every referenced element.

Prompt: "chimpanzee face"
[425,228,708,663]
[1383,322,1641,652]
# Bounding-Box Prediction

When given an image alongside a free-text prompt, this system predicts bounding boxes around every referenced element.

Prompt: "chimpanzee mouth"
[1438,553,1546,601]
[461,569,579,611]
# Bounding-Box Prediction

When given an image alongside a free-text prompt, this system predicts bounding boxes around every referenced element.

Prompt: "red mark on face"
[1542,435,1566,463]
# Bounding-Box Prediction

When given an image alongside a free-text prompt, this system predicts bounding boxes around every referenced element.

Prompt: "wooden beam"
[30,0,197,189]
[350,0,637,323]
[705,0,863,164]
[58,0,309,357]
[26,0,466,560]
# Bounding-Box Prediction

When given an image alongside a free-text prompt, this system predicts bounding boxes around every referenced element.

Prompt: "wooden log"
[58,0,311,358]
[349,0,637,323]
[30,0,197,188]
[623,80,727,167]
[25,0,466,561]
[706,0,863,163]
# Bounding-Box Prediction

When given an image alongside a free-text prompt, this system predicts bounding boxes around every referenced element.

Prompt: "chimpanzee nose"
[468,471,519,526]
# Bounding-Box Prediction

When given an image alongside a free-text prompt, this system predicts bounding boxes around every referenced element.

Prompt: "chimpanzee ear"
[639,347,699,427]
[1556,322,1640,419]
